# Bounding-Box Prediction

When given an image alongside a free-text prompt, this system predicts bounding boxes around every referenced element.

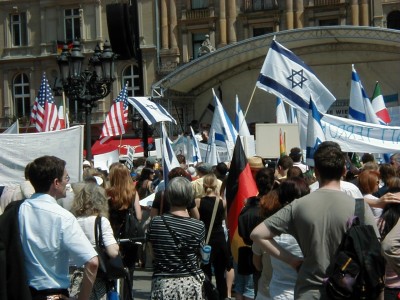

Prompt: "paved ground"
[131,268,152,300]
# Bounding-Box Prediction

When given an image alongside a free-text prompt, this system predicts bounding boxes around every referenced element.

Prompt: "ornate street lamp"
[57,40,116,161]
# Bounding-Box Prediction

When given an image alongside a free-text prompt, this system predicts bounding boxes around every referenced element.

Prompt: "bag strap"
[161,216,202,282]
[205,197,220,244]
[355,198,365,225]
[159,191,164,216]
[94,215,104,248]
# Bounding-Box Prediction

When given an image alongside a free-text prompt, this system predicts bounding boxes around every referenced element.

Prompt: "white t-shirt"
[309,180,363,198]
[77,215,117,247]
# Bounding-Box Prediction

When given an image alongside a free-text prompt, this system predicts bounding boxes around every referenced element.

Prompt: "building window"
[10,12,27,47]
[13,73,30,118]
[253,27,273,37]
[318,18,339,26]
[122,65,141,97]
[192,0,208,9]
[387,11,400,30]
[192,33,206,59]
[65,8,81,42]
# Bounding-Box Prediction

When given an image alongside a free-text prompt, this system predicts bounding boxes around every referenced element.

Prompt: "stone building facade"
[0,0,399,136]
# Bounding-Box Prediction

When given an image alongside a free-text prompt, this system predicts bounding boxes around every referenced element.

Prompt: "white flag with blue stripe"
[349,65,380,124]
[209,89,238,155]
[162,123,180,185]
[3,120,19,134]
[127,97,177,125]
[205,130,219,166]
[235,95,251,136]
[276,97,288,124]
[190,126,202,163]
[256,40,336,114]
[306,98,325,167]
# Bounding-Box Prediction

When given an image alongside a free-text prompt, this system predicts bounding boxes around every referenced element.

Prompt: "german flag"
[225,137,258,262]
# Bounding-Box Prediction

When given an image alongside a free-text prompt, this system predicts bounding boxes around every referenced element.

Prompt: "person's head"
[83,160,92,172]
[357,170,380,195]
[201,130,209,141]
[248,156,264,179]
[24,162,32,180]
[289,147,302,163]
[28,156,68,199]
[214,162,228,181]
[287,166,304,179]
[390,153,400,174]
[139,167,155,182]
[195,162,213,177]
[167,176,193,207]
[361,153,375,165]
[379,163,396,185]
[255,167,275,197]
[378,184,400,240]
[145,157,157,169]
[71,183,109,218]
[107,163,136,208]
[362,161,379,172]
[259,189,280,218]
[313,141,345,182]
[176,154,186,165]
[168,166,192,181]
[202,173,218,194]
[276,155,294,176]
[278,177,310,206]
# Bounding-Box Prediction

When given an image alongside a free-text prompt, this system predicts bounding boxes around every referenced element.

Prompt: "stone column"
[218,0,227,47]
[169,0,178,50]
[351,0,359,26]
[294,0,304,29]
[161,0,168,49]
[227,0,237,44]
[286,0,294,30]
[360,0,369,26]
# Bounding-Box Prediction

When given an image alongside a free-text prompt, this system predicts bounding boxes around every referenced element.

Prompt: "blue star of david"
[287,69,307,89]
[145,104,157,110]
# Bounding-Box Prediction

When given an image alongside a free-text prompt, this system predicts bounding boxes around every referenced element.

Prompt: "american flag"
[99,82,129,144]
[30,73,61,132]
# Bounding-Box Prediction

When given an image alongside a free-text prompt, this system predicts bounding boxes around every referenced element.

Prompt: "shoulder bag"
[161,215,219,300]
[95,216,127,280]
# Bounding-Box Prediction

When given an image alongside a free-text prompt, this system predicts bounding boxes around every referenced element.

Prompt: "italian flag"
[371,82,391,125]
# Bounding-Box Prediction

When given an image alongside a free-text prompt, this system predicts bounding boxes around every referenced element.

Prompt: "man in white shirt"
[19,156,98,300]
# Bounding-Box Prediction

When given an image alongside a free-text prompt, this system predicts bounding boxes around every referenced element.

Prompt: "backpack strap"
[354,198,365,225]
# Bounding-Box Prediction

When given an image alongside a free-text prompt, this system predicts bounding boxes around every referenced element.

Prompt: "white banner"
[0,126,84,185]
[299,113,400,154]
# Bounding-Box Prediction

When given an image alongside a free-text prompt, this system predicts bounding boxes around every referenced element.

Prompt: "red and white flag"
[99,82,129,144]
[30,73,61,132]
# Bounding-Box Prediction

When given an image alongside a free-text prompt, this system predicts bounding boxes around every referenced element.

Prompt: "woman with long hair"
[106,163,142,300]
[252,177,309,300]
[196,173,230,299]
[136,167,155,199]
[71,182,119,300]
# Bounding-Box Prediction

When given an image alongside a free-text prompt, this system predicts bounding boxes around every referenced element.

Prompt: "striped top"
[147,213,205,277]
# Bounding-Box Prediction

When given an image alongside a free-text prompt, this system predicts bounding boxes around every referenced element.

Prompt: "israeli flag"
[306,98,325,167]
[161,123,180,185]
[128,97,177,125]
[190,126,202,163]
[349,65,380,124]
[276,97,288,124]
[205,130,219,166]
[209,89,238,155]
[257,40,336,114]
[235,95,251,136]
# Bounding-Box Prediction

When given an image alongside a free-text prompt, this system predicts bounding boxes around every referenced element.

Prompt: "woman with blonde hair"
[196,173,230,299]
[106,163,142,300]
[71,182,119,299]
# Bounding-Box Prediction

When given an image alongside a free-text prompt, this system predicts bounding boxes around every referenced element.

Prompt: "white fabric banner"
[0,125,84,185]
[299,113,400,154]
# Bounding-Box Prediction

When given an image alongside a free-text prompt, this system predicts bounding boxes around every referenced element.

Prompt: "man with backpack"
[251,141,382,299]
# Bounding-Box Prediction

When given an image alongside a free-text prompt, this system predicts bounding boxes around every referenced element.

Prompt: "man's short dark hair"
[289,147,302,162]
[314,142,345,181]
[28,156,66,193]
[277,155,293,170]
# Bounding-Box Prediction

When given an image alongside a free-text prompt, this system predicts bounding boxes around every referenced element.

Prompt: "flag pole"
[119,134,123,156]
[243,84,257,120]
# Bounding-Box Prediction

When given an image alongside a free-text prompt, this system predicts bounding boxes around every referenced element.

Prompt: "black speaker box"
[106,3,135,60]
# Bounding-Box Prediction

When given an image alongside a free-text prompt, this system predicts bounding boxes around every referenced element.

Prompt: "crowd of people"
[1,144,400,300]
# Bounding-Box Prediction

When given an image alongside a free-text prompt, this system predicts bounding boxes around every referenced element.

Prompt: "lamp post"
[57,40,116,161]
